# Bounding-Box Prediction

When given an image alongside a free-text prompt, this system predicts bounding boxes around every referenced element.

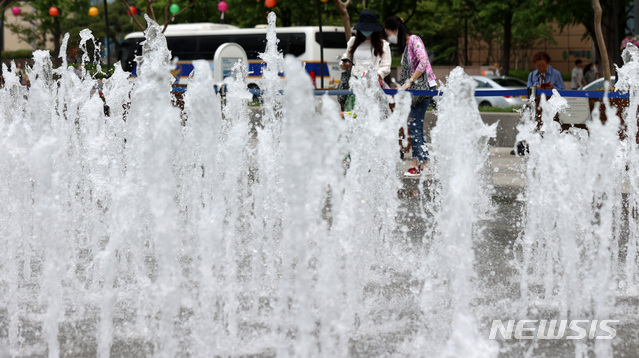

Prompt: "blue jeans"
[408,94,433,163]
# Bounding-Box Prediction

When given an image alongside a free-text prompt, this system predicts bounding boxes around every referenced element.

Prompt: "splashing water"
[509,43,639,356]
[411,67,498,357]
[2,13,639,358]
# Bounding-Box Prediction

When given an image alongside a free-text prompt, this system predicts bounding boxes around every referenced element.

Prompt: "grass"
[477,105,522,113]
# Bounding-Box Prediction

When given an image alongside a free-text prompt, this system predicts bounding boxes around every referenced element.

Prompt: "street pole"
[103,0,110,69]
[1,10,4,80]
[316,0,324,89]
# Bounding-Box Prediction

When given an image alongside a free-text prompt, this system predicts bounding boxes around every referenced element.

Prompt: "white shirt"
[341,37,391,79]
[571,66,584,89]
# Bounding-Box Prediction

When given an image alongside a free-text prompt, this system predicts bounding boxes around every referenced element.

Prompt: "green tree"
[90,2,142,63]
[218,0,349,28]
[356,0,465,65]
[464,0,502,66]
[511,7,555,70]
[550,0,631,71]
[6,0,97,62]
[447,0,556,74]
[469,0,535,75]
[1,0,17,13]
[411,0,465,65]
[123,0,198,31]
[6,0,143,65]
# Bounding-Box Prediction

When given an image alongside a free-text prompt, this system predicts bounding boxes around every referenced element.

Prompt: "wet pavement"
[398,147,525,190]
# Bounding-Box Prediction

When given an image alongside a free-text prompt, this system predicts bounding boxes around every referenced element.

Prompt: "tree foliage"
[3,0,632,72]
[6,0,141,64]
[121,0,197,32]
[6,0,95,61]
[550,0,631,69]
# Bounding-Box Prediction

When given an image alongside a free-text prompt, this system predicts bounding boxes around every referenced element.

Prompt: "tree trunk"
[464,16,470,65]
[53,18,62,65]
[501,11,512,76]
[333,0,352,40]
[593,0,611,83]
[280,7,291,27]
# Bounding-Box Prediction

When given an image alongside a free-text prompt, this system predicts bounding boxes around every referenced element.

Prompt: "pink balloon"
[218,1,228,12]
[12,6,21,16]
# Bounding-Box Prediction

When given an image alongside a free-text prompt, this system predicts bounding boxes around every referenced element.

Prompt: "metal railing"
[172,85,631,99]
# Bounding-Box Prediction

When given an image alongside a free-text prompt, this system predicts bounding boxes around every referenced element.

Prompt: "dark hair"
[532,52,551,63]
[583,63,593,72]
[348,30,385,59]
[575,59,582,65]
[384,15,412,55]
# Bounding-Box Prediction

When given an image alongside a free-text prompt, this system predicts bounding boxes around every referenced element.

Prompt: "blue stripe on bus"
[246,62,331,77]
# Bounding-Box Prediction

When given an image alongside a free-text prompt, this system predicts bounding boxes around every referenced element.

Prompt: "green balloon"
[170,3,180,14]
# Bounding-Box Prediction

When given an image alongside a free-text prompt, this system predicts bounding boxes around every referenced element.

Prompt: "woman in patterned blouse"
[384,16,437,177]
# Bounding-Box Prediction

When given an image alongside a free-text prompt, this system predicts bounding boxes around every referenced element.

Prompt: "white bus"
[118,23,347,89]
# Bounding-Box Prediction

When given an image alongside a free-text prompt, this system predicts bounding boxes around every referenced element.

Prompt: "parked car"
[472,76,528,108]
[582,76,617,91]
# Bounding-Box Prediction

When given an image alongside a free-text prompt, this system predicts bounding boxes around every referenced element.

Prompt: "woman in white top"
[339,10,391,111]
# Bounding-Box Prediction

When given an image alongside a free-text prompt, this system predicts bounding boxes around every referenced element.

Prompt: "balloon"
[265,0,276,7]
[88,7,98,17]
[169,4,180,15]
[217,1,228,12]
[49,7,59,17]
[128,6,138,15]
[12,6,21,15]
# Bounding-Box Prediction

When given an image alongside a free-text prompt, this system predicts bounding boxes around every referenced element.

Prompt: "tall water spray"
[3,11,639,358]
[508,43,639,357]
[0,14,421,357]
[616,43,639,298]
[410,68,498,357]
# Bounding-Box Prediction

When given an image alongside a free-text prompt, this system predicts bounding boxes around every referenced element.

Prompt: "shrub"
[2,49,55,60]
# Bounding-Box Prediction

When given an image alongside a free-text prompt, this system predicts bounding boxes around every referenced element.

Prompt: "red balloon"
[12,6,21,16]
[49,7,59,17]
[217,1,228,12]
[128,6,138,15]
[265,0,276,7]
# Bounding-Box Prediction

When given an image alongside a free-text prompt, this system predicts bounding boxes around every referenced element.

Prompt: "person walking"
[384,15,437,177]
[583,63,596,85]
[571,59,586,90]
[339,10,391,112]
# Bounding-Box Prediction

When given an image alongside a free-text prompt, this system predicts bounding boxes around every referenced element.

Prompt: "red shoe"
[404,166,422,177]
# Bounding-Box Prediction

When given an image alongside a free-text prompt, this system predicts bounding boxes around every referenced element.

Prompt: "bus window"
[167,37,198,60]
[315,32,347,49]
[233,34,267,60]
[197,36,227,59]
[119,38,143,72]
[278,33,306,57]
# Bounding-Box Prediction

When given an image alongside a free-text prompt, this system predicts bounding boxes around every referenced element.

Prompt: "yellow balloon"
[88,7,98,17]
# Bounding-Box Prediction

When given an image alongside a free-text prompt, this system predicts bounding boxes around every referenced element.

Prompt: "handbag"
[400,46,431,107]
